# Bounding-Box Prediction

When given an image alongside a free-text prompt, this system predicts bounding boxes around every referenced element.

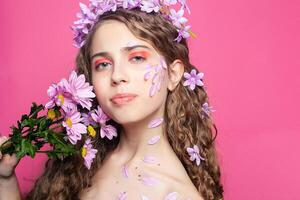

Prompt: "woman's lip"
[111,96,137,105]
[110,93,137,105]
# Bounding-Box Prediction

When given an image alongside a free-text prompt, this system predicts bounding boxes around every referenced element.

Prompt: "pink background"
[0,0,299,199]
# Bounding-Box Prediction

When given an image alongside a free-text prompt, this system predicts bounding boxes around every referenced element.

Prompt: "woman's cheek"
[143,58,168,97]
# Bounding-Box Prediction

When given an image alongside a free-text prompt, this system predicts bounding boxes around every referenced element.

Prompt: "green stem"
[29,105,44,118]
[51,117,64,125]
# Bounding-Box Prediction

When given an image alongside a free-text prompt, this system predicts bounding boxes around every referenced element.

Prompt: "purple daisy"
[91,106,117,140]
[62,108,87,145]
[91,105,110,125]
[183,69,204,90]
[140,0,160,13]
[64,71,95,111]
[45,81,76,113]
[201,102,216,118]
[169,8,188,28]
[187,145,205,166]
[82,110,98,127]
[100,124,118,140]
[82,138,98,169]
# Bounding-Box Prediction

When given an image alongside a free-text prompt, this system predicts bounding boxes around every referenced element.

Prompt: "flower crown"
[72,0,196,48]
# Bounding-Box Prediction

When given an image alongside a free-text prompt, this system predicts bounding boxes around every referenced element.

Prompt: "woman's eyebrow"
[121,45,151,52]
[90,45,151,60]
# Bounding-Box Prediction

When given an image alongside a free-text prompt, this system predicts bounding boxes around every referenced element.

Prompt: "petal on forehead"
[126,41,138,47]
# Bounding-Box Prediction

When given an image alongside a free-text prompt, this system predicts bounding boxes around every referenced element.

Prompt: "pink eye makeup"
[94,58,112,69]
[129,51,150,60]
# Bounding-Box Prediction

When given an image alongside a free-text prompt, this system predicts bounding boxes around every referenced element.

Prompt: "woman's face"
[90,20,170,125]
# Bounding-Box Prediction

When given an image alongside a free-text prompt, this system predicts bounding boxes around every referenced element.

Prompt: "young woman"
[0,1,223,200]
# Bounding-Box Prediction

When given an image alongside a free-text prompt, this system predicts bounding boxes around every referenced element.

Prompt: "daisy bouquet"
[0,70,117,169]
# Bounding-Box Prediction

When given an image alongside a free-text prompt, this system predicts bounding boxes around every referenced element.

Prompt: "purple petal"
[144,71,152,81]
[148,118,163,128]
[164,192,178,200]
[122,164,129,178]
[152,73,159,84]
[140,176,159,186]
[143,156,157,164]
[117,191,127,200]
[149,84,157,97]
[193,145,199,153]
[189,83,195,90]
[147,135,161,145]
[186,147,195,154]
[184,72,191,79]
[141,195,149,200]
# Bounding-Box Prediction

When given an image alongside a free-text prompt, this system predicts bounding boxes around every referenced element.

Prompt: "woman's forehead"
[91,20,156,55]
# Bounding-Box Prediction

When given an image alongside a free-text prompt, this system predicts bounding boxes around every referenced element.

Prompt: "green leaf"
[21,114,29,121]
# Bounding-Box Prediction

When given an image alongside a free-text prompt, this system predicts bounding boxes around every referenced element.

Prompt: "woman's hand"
[0,136,20,179]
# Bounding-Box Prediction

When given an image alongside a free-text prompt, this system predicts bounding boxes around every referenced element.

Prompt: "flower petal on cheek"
[149,84,157,97]
[152,73,159,84]
[144,71,152,81]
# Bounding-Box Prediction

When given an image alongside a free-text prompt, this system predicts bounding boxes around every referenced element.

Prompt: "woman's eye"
[95,62,112,70]
[130,56,146,63]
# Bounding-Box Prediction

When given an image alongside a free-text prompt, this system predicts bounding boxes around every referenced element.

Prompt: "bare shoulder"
[163,174,204,200]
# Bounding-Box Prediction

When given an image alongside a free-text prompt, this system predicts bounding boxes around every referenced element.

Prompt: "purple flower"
[116,0,136,9]
[183,69,204,90]
[76,3,97,24]
[100,124,118,140]
[141,0,161,13]
[201,102,216,118]
[72,2,98,48]
[91,106,117,140]
[91,105,110,125]
[187,145,205,166]
[82,110,98,127]
[45,82,76,113]
[163,0,177,6]
[169,8,187,28]
[72,26,87,48]
[82,138,98,169]
[174,25,191,42]
[62,108,87,145]
[64,71,95,111]
[178,0,191,14]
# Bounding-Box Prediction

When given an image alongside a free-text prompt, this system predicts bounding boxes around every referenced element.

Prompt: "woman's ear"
[167,59,184,91]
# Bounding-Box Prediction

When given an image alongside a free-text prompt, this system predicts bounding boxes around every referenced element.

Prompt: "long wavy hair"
[26,8,223,200]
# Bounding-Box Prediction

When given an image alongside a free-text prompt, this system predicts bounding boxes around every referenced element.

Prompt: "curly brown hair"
[26,8,223,200]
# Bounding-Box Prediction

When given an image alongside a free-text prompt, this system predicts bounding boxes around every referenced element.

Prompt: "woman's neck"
[111,113,174,166]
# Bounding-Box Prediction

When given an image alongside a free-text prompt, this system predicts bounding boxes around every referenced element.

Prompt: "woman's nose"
[111,61,128,85]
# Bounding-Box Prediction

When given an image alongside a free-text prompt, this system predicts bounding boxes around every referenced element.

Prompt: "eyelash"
[130,55,146,63]
[95,55,146,70]
[95,62,112,70]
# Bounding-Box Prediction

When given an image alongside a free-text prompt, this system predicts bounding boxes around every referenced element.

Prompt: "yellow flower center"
[47,109,56,119]
[57,94,65,105]
[87,125,96,138]
[66,118,72,128]
[81,147,87,157]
